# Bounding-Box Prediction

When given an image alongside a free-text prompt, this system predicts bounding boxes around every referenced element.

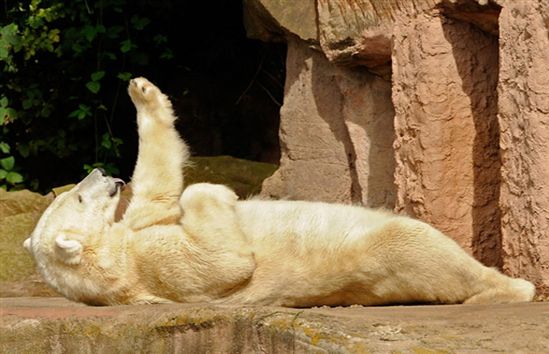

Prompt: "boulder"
[0,189,58,297]
[185,156,277,198]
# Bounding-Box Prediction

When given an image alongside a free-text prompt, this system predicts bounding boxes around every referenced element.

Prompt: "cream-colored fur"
[24,78,535,306]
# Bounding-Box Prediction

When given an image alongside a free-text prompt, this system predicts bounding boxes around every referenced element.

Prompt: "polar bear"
[23,77,535,306]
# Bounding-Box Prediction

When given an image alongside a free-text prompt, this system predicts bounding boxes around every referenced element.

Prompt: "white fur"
[24,77,536,306]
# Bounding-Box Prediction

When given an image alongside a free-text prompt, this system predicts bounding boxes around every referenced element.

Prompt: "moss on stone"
[0,189,52,282]
[185,156,277,198]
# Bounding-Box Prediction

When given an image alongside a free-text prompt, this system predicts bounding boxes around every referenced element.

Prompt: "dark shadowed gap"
[114,1,286,180]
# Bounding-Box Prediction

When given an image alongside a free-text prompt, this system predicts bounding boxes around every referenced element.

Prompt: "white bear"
[23,77,535,306]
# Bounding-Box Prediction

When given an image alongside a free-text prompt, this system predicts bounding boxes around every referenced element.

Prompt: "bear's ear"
[55,235,83,265]
[23,237,31,252]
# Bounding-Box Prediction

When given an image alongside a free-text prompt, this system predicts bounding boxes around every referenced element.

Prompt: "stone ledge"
[1,298,548,353]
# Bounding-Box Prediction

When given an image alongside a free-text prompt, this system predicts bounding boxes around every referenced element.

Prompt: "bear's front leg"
[122,77,190,229]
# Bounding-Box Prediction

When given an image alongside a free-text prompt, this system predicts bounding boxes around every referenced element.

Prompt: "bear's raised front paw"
[128,77,175,124]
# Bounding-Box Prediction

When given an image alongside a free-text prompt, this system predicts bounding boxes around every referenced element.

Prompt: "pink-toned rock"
[261,38,395,207]
[243,0,318,43]
[247,0,549,293]
[392,9,501,266]
[336,67,395,208]
[317,0,439,67]
[261,38,354,203]
[497,0,549,294]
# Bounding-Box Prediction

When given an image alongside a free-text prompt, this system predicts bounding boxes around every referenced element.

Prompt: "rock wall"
[246,0,549,293]
[392,10,501,266]
[262,37,395,206]
[497,0,549,294]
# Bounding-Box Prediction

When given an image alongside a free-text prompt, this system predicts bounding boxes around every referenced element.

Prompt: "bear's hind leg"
[180,183,250,250]
[179,183,256,292]
[463,269,535,304]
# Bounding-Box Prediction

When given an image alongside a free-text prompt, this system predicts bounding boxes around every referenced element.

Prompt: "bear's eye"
[77,195,83,203]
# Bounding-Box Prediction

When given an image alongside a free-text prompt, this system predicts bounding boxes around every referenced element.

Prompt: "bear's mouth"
[109,178,126,197]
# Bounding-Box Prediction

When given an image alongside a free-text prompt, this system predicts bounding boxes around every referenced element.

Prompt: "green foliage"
[0,144,24,190]
[1,0,176,191]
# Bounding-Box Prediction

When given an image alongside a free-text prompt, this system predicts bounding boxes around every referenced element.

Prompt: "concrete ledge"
[1,298,548,353]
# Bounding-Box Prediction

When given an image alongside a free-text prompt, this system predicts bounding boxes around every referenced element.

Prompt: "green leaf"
[117,72,132,81]
[0,107,5,125]
[0,156,15,171]
[69,104,92,120]
[120,39,135,53]
[106,26,123,39]
[101,134,112,149]
[153,35,167,45]
[2,107,17,123]
[160,49,174,60]
[0,170,7,180]
[83,164,94,174]
[0,142,10,154]
[82,24,97,42]
[91,70,105,81]
[0,23,22,53]
[96,25,106,34]
[0,46,8,60]
[22,98,33,109]
[86,80,101,94]
[131,16,150,30]
[18,144,30,158]
[0,96,8,107]
[104,52,116,60]
[6,171,23,184]
[9,107,17,119]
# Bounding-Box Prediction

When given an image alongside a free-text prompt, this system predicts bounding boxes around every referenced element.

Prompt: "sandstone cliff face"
[392,10,501,266]
[497,0,549,294]
[247,0,549,293]
[262,37,395,206]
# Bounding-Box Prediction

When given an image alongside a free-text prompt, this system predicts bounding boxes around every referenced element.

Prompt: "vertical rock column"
[262,37,396,207]
[498,1,549,292]
[335,67,396,208]
[261,37,354,202]
[392,9,501,265]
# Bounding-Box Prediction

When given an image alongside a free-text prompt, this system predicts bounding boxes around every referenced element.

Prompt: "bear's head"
[23,168,125,303]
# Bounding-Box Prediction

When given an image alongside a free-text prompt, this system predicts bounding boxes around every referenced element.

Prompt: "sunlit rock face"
[246,0,549,295]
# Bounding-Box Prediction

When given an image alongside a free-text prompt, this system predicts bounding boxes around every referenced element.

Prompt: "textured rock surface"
[392,9,501,266]
[317,0,436,67]
[0,189,58,297]
[497,0,549,294]
[261,37,354,203]
[186,156,277,198]
[246,0,549,292]
[2,297,548,353]
[243,0,318,43]
[261,37,395,207]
